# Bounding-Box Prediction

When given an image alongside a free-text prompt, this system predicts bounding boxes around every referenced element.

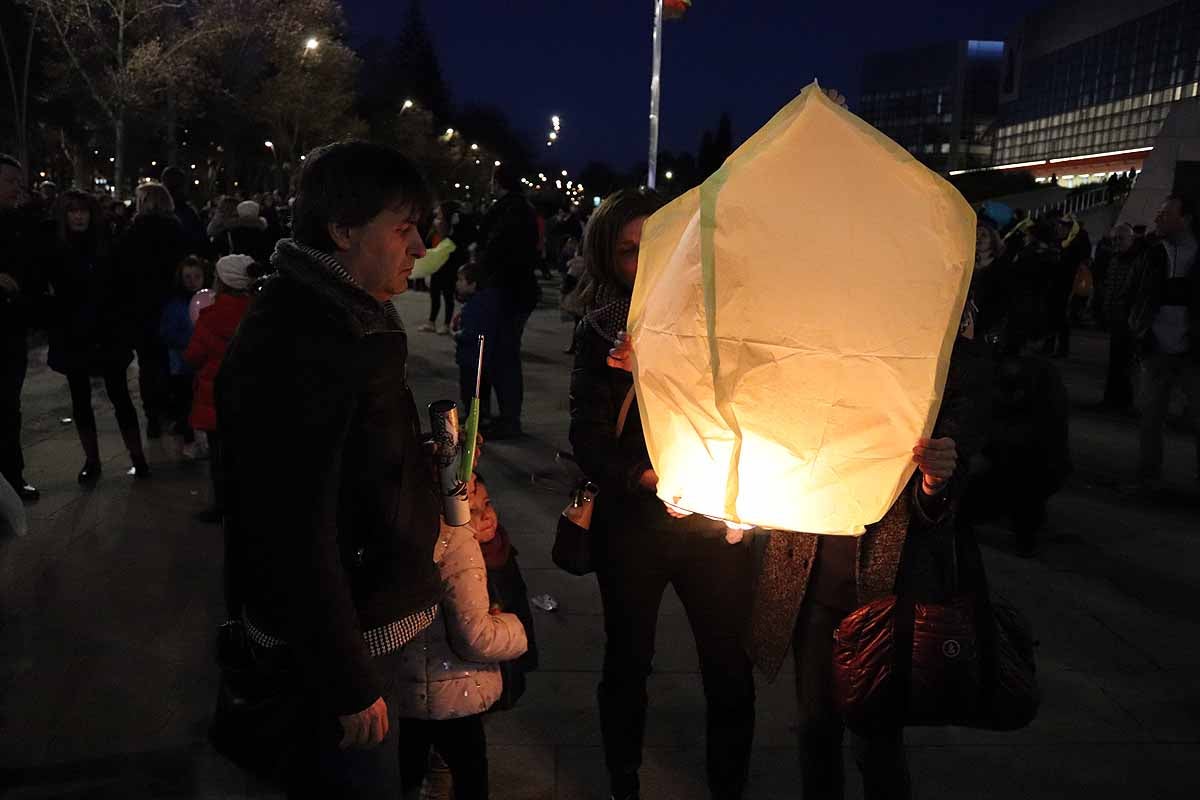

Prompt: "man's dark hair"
[0,153,21,171]
[293,140,433,253]
[160,165,187,197]
[493,161,521,193]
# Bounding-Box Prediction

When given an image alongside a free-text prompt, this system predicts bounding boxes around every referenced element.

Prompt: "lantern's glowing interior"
[629,82,975,535]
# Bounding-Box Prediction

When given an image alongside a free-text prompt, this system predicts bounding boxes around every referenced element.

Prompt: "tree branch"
[126,1,185,28]
[38,1,117,124]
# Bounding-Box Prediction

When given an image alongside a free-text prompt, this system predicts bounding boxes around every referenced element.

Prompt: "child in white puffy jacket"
[393,474,528,800]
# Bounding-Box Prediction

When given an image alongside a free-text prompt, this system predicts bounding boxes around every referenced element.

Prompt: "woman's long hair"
[574,189,663,312]
[54,190,107,257]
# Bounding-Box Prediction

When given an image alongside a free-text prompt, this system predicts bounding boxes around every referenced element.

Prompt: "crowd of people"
[1,138,1198,800]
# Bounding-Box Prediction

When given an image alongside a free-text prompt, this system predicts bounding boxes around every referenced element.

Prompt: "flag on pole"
[664,0,692,20]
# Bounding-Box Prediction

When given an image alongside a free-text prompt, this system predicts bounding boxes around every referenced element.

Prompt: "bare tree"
[26,0,223,196]
[0,3,38,181]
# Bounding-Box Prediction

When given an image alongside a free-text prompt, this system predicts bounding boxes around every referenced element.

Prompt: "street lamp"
[305,37,320,52]
[402,99,414,111]
[264,141,274,150]
[470,143,479,151]
[494,160,502,167]
[665,170,674,180]
[445,128,455,137]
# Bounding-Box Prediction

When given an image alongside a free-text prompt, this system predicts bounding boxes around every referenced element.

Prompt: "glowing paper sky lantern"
[628,81,975,535]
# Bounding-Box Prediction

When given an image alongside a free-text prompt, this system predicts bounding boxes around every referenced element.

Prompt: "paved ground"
[2,285,1199,799]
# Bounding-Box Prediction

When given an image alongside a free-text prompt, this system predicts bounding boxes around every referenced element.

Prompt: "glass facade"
[859,41,1004,172]
[994,0,1200,165]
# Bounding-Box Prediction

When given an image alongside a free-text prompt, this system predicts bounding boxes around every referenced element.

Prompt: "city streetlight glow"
[665,171,674,180]
[556,180,563,189]
[402,99,414,110]
[190,163,196,169]
[494,160,501,167]
[305,37,320,51]
[264,141,274,149]
[552,115,560,127]
[445,128,455,137]
[470,143,479,151]
[151,160,157,166]
[561,170,568,176]
[549,131,558,141]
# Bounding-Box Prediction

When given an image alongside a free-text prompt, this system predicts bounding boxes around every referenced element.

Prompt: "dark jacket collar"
[270,238,400,337]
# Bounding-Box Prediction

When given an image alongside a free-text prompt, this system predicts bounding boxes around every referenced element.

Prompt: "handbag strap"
[616,385,636,437]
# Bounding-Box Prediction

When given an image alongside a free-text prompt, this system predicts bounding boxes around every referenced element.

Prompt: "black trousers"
[134,333,169,424]
[167,373,195,442]
[1102,324,1135,411]
[794,600,910,800]
[596,527,755,800]
[66,368,140,434]
[396,714,488,800]
[206,430,224,513]
[0,334,27,486]
[428,275,455,326]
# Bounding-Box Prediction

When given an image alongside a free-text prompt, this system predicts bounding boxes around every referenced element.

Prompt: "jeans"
[395,714,488,799]
[596,528,755,799]
[1138,351,1200,481]
[793,601,910,800]
[0,334,27,486]
[285,648,405,799]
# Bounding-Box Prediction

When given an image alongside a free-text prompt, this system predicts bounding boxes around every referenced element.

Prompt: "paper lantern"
[628,81,975,535]
[189,288,215,324]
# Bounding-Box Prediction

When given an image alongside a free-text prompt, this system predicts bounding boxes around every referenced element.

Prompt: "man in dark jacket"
[0,154,39,501]
[215,141,443,797]
[1127,193,1200,490]
[160,165,210,257]
[474,163,540,438]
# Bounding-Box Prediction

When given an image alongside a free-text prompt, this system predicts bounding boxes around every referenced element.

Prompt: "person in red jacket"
[185,254,254,524]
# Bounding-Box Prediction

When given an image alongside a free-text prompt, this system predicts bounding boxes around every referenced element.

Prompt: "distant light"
[109,157,115,163]
[305,37,320,51]
[546,141,553,147]
[264,141,274,149]
[403,99,414,109]
[475,159,481,165]
[593,196,601,206]
[445,128,455,137]
[465,185,470,190]
[494,160,501,167]
[300,154,306,160]
[556,180,563,189]
[190,163,196,169]
[470,143,479,151]
[1047,146,1153,164]
[151,160,157,166]
[454,182,461,188]
[38,171,45,178]
[566,180,573,188]
[194,179,200,185]
[665,171,674,180]
[551,115,560,127]
[549,131,558,141]
[562,170,568,177]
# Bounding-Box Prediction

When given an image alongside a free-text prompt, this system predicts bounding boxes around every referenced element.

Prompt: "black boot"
[77,425,102,487]
[78,462,102,486]
[121,424,151,479]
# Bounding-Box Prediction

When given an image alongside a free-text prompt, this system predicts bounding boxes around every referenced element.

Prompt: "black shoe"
[146,419,163,440]
[78,462,102,486]
[15,480,40,502]
[193,508,223,525]
[127,461,151,479]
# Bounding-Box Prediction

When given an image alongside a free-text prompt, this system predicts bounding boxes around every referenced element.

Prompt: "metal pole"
[647,0,664,189]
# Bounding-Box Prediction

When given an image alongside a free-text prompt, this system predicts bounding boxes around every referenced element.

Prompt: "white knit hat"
[236,200,261,219]
[216,254,254,290]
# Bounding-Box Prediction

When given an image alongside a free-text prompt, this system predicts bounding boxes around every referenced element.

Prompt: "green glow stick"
[459,335,484,483]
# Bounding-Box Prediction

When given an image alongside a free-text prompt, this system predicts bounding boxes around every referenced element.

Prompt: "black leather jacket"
[216,240,443,716]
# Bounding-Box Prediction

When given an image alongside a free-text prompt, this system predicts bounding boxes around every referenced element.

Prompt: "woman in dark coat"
[746,322,988,800]
[44,190,148,483]
[119,181,189,438]
[569,190,756,800]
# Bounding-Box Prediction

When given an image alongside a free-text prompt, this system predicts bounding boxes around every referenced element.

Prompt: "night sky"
[342,0,1050,172]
